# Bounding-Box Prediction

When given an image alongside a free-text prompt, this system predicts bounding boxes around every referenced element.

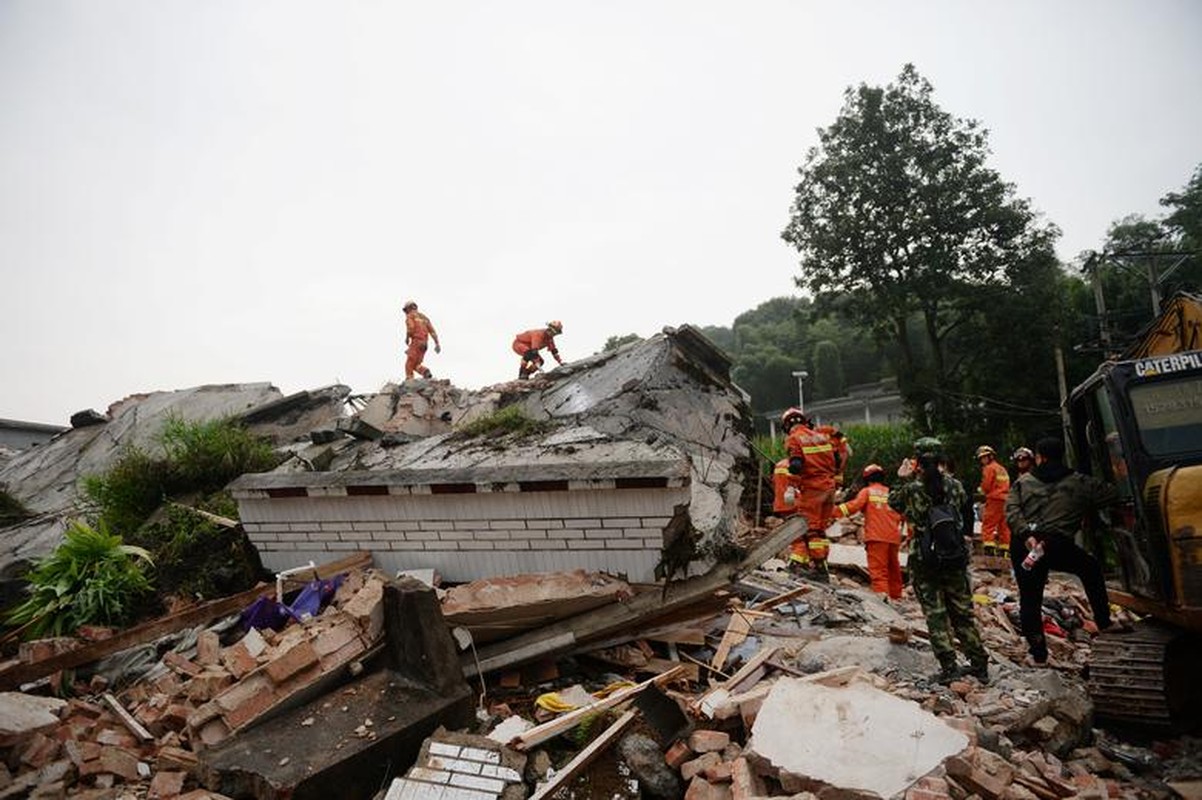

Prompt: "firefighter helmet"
[862,463,885,479]
[781,407,807,431]
[546,320,563,334]
[975,445,997,459]
[402,300,417,312]
[1012,446,1034,462]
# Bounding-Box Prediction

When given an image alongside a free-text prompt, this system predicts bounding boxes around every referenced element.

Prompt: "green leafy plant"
[4,519,154,638]
[454,406,551,439]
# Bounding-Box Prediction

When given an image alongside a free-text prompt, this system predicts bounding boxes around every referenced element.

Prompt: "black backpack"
[921,501,968,566]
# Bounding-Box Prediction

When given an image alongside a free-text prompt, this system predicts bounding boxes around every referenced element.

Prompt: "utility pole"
[1053,325,1072,449]
[1087,252,1114,357]
[791,370,808,413]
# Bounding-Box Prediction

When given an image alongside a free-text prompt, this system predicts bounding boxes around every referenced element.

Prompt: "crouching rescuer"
[775,407,837,580]
[513,320,564,380]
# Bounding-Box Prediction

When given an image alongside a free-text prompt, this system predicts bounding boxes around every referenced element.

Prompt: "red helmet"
[781,407,807,431]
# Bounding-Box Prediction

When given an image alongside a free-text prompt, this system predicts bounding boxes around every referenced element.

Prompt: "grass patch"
[84,415,281,535]
[454,406,552,440]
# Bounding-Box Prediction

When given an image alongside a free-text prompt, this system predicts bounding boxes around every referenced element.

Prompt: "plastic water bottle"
[783,485,797,507]
[1021,539,1045,571]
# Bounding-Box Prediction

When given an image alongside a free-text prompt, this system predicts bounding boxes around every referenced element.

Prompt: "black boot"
[965,661,990,684]
[933,663,961,684]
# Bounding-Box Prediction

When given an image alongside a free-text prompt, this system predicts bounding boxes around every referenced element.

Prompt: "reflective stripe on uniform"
[801,444,833,454]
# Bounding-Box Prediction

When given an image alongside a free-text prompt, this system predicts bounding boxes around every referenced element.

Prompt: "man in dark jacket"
[1004,436,1119,665]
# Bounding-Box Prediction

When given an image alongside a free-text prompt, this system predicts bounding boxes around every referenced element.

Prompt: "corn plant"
[4,519,154,638]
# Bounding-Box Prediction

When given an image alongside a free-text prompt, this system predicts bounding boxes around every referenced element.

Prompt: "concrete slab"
[748,677,968,798]
[0,692,67,747]
[200,667,473,800]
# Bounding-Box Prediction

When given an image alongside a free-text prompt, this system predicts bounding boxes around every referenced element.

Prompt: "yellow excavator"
[1067,291,1202,728]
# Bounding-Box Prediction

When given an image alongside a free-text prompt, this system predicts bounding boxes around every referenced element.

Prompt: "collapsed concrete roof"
[0,384,349,576]
[1,325,752,585]
[233,326,753,581]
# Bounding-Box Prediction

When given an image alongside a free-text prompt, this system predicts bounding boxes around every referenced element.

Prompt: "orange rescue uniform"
[404,311,439,379]
[979,459,1012,550]
[835,482,905,599]
[782,424,838,566]
[513,329,561,376]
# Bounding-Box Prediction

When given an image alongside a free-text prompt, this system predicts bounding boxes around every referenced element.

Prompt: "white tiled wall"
[237,486,687,582]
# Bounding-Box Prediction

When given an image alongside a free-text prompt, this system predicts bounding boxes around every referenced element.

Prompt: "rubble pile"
[1,541,1197,800]
[0,566,388,799]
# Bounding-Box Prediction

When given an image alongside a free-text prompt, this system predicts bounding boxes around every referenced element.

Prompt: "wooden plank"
[464,517,808,677]
[646,628,706,646]
[751,585,812,611]
[693,645,777,717]
[512,666,687,751]
[0,551,373,691]
[102,692,153,743]
[529,711,638,800]
[638,657,700,683]
[711,610,753,672]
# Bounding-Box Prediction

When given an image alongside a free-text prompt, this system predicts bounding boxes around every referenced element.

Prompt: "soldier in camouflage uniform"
[889,437,990,684]
[1005,436,1119,665]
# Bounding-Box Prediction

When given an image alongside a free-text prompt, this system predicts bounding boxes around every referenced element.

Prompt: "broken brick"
[688,730,731,754]
[196,630,221,667]
[729,757,765,800]
[342,578,385,641]
[185,670,232,703]
[20,733,61,769]
[148,770,187,799]
[221,687,277,731]
[685,776,733,800]
[681,752,723,781]
[264,640,319,685]
[219,642,258,679]
[665,740,694,768]
[94,728,137,748]
[702,761,733,784]
[946,755,1007,800]
[163,652,202,677]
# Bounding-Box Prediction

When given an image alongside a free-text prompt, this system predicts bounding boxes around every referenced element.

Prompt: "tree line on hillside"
[606,65,1200,453]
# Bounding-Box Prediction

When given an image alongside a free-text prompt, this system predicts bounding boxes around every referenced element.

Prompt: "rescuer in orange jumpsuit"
[780,407,838,580]
[817,425,851,488]
[976,445,1011,556]
[513,321,563,380]
[402,300,440,380]
[834,464,905,599]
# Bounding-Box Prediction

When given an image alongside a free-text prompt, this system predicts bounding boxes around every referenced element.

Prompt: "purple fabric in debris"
[240,574,347,631]
[286,575,344,621]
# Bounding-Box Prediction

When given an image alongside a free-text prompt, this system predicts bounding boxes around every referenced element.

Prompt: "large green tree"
[781,65,1060,430]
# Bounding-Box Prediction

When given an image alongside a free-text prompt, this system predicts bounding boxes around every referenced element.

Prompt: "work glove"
[434,344,441,354]
[788,456,804,475]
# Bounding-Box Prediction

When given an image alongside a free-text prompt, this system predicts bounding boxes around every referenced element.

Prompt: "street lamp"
[791,370,809,413]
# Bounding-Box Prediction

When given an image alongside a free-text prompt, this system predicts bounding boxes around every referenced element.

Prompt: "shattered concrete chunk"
[748,677,968,798]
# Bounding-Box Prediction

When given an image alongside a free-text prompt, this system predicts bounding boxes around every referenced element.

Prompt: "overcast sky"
[2,1,1199,425]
